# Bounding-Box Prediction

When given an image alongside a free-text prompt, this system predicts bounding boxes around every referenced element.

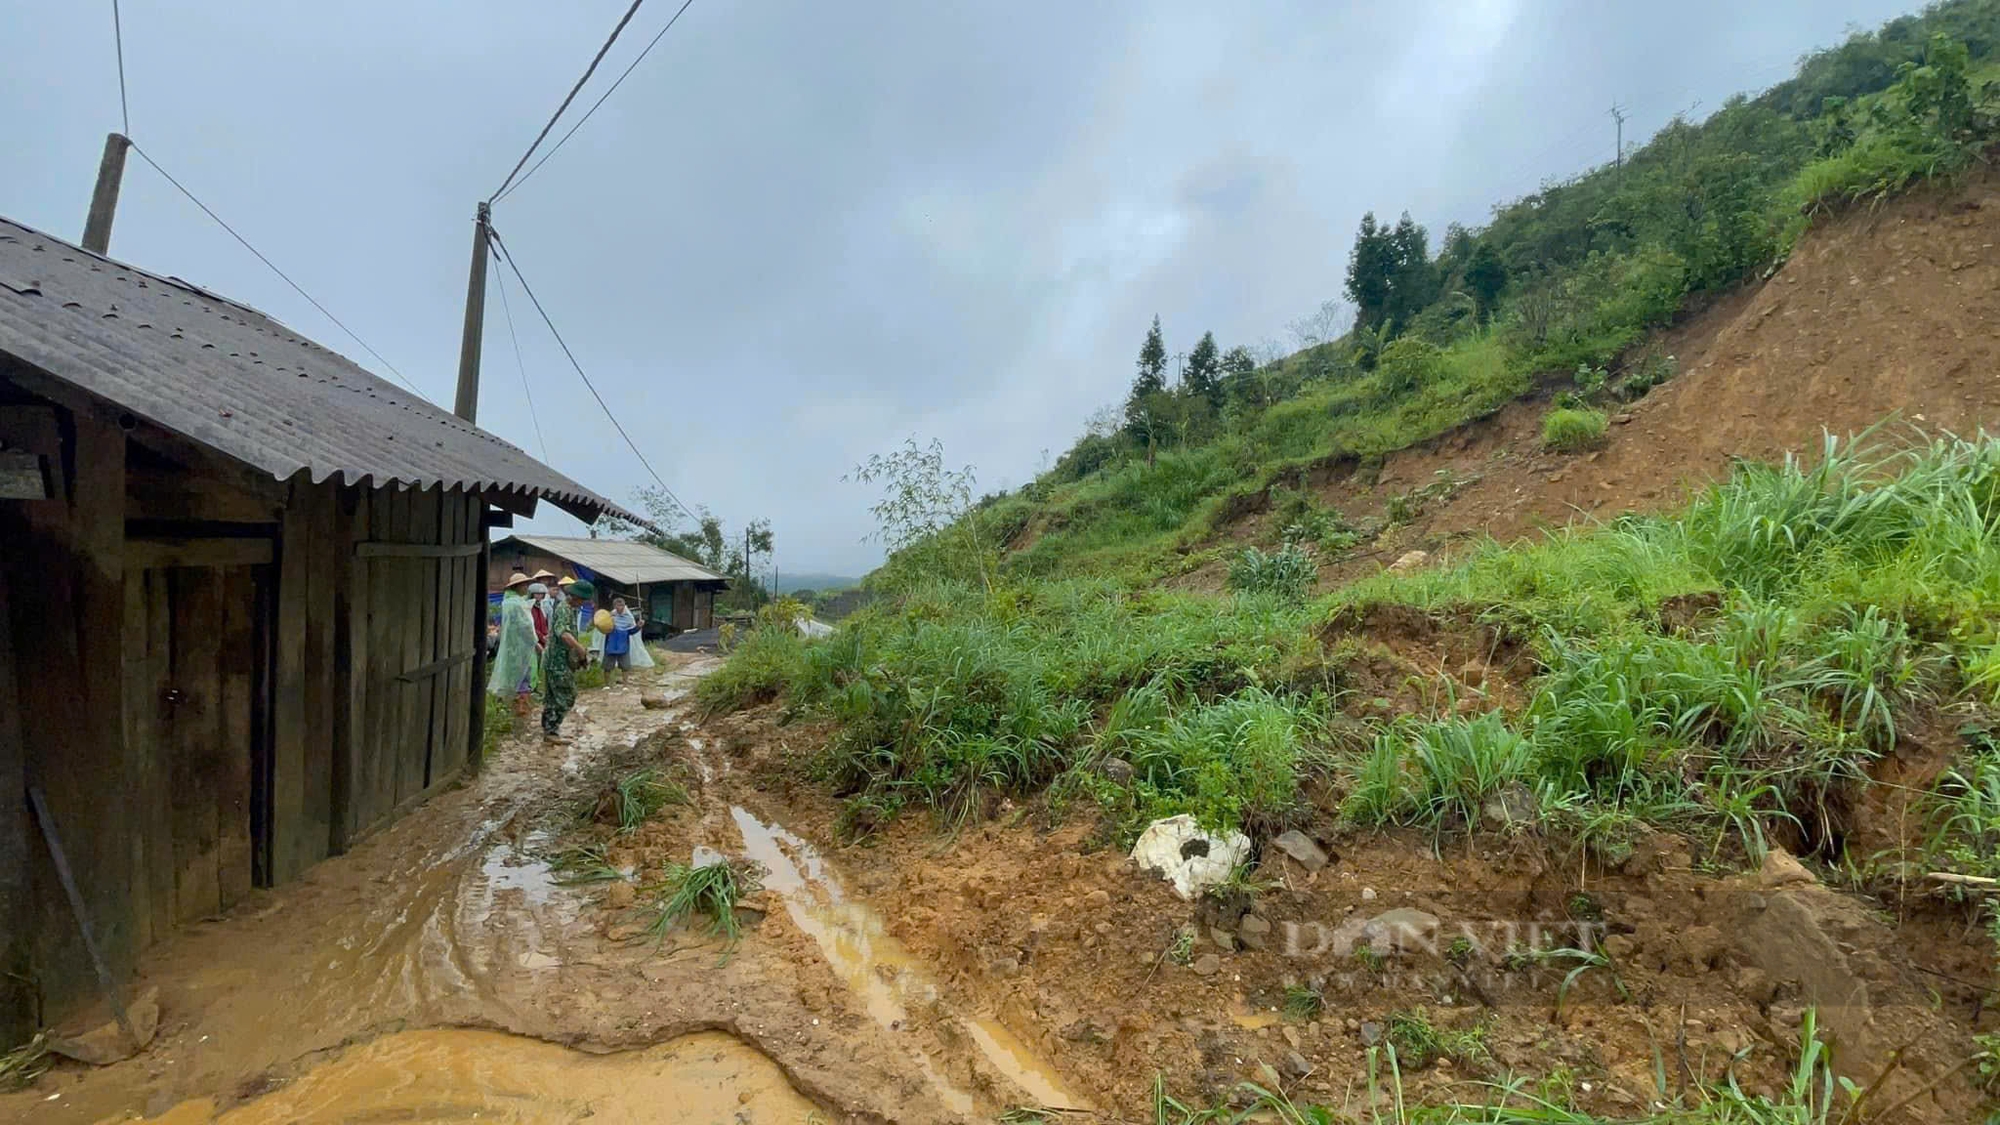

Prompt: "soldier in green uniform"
[542,579,593,744]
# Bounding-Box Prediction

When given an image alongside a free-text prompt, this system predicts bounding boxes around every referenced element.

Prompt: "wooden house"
[488,534,728,635]
[0,217,641,1038]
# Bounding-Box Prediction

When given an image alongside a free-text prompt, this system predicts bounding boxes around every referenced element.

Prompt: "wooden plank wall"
[6,411,130,1021]
[338,486,482,847]
[271,477,343,884]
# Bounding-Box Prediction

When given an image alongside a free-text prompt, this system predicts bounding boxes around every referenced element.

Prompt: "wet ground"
[1,657,1067,1124]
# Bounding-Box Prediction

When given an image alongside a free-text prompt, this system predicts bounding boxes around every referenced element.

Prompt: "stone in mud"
[1758,847,1815,889]
[1269,830,1329,872]
[1358,1020,1383,1046]
[1191,953,1223,977]
[639,693,671,710]
[1237,914,1272,951]
[1209,925,1237,953]
[1083,888,1112,910]
[51,986,160,1065]
[1671,925,1727,974]
[1282,1049,1313,1079]
[605,880,637,909]
[1099,757,1136,785]
[1361,908,1440,952]
[1129,815,1252,901]
[1388,550,1430,573]
[1480,783,1538,828]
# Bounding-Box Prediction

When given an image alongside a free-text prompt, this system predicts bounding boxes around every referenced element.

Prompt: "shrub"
[1229,545,1317,600]
[1375,337,1446,399]
[1541,408,1609,453]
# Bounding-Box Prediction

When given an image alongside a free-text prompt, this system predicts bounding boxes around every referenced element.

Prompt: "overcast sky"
[3,1,1917,575]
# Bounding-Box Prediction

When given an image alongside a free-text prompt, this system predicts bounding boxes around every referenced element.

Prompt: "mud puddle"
[730,805,1088,1114]
[137,1028,819,1124]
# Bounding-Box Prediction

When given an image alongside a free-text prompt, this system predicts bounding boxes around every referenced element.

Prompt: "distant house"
[0,216,642,1039]
[489,534,729,634]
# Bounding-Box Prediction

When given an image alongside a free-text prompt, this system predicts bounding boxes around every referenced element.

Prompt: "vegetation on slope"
[965,6,2000,585]
[708,433,2000,884]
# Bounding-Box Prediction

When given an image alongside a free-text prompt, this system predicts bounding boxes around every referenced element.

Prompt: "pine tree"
[1385,213,1438,328]
[1344,213,1394,330]
[1124,315,1169,442]
[1184,331,1222,410]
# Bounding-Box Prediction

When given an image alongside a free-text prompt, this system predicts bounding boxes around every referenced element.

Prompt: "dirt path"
[0,658,1016,1124]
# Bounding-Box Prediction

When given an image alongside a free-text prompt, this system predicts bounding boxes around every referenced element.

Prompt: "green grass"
[1542,407,1610,453]
[646,859,763,947]
[605,767,686,833]
[708,430,2000,884]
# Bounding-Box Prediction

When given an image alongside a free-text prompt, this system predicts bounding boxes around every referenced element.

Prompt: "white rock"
[1129,815,1252,901]
[1387,550,1431,573]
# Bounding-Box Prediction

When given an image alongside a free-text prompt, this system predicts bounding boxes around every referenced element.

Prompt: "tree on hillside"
[1184,331,1223,410]
[1221,345,1257,379]
[1124,315,1169,447]
[847,437,991,592]
[1347,212,1440,335]
[1464,241,1508,324]
[1386,213,1439,327]
[1344,212,1395,330]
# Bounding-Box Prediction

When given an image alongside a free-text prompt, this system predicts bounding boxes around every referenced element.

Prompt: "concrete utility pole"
[452,202,492,423]
[81,133,131,254]
[1610,104,1628,175]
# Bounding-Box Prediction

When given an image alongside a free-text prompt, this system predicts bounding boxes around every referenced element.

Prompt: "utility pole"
[1609,103,1627,176]
[81,133,131,254]
[457,200,492,772]
[452,202,492,423]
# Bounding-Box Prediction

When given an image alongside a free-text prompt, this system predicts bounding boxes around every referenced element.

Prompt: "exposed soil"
[7,656,1995,1123]
[700,700,1995,1123]
[1208,166,2000,590]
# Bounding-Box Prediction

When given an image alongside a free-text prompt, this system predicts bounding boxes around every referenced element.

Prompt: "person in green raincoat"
[541,579,593,744]
[488,572,539,717]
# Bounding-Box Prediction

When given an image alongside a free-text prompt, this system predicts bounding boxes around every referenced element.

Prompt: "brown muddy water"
[8,661,1082,1125]
[139,1028,818,1124]
[730,805,1087,1115]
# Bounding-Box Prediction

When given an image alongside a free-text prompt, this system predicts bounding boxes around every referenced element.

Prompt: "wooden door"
[122,556,272,947]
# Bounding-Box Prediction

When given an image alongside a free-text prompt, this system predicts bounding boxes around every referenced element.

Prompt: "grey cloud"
[1,1,1920,574]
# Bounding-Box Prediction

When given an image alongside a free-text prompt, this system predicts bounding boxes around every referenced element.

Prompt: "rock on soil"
[1387,550,1430,573]
[1269,830,1329,872]
[51,987,161,1065]
[1130,815,1252,901]
[1190,953,1222,977]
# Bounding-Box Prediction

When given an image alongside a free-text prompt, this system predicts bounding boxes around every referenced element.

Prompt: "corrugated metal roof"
[497,535,729,585]
[0,216,644,526]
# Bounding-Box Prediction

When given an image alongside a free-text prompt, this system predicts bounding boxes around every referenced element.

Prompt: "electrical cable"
[485,225,694,521]
[111,0,129,135]
[494,0,699,204]
[126,141,428,398]
[489,247,551,463]
[489,0,648,204]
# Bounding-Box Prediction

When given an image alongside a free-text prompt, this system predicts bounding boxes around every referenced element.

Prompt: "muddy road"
[10,653,1988,1123]
[4,657,1075,1124]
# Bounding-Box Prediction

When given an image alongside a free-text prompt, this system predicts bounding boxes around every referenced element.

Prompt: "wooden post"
[82,133,131,255]
[467,514,490,772]
[0,559,31,1043]
[452,203,491,423]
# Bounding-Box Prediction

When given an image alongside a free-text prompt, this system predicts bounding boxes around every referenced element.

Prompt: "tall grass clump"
[1229,545,1317,600]
[1541,408,1609,453]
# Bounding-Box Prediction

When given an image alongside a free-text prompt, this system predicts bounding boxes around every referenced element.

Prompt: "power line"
[489,250,550,462]
[126,141,427,398]
[489,0,648,204]
[110,0,129,135]
[495,0,699,204]
[485,224,693,522]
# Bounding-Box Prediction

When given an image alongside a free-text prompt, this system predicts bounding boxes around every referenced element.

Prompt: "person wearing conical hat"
[488,572,538,717]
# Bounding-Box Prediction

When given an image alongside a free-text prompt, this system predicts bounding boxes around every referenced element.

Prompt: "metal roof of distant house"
[497,534,729,586]
[0,216,643,526]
